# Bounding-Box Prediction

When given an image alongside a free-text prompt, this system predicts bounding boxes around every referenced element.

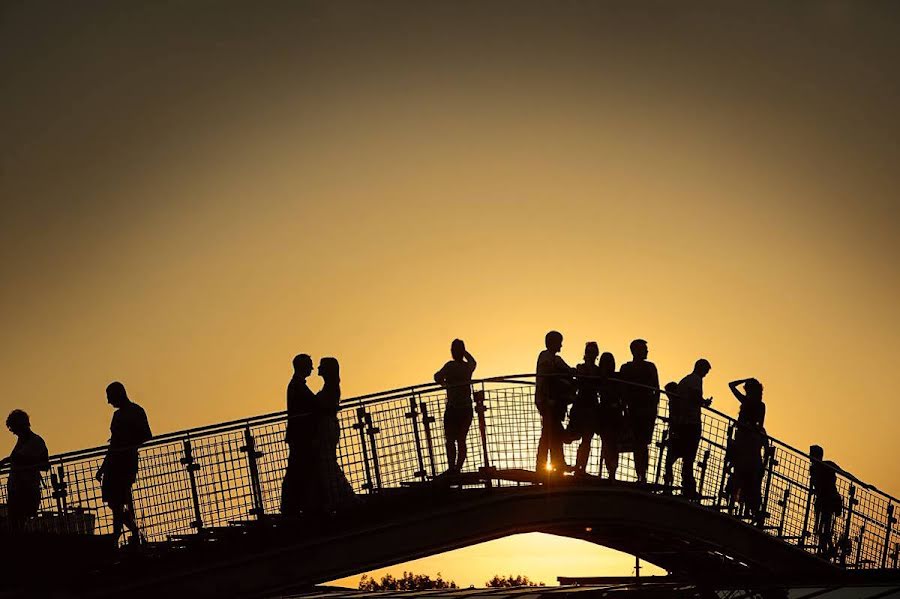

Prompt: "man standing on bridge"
[282,353,316,516]
[619,339,660,484]
[666,359,712,499]
[434,339,478,474]
[535,330,575,474]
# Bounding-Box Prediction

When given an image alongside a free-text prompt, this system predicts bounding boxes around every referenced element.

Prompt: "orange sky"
[2,1,899,586]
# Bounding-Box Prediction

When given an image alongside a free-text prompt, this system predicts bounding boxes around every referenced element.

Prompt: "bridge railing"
[0,375,897,570]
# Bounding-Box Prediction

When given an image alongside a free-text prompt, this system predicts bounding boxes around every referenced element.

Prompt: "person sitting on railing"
[313,357,355,510]
[664,360,712,499]
[727,378,766,523]
[434,339,477,474]
[596,352,623,480]
[566,342,601,475]
[535,330,575,474]
[619,339,660,484]
[2,409,49,531]
[809,445,843,559]
[282,353,316,516]
[95,382,152,547]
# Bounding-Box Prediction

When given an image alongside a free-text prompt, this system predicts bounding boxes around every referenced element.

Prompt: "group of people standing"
[2,334,846,558]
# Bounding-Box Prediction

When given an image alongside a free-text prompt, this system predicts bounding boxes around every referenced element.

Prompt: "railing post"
[50,463,68,514]
[716,423,735,509]
[697,448,710,501]
[240,426,265,518]
[760,443,777,526]
[474,388,492,481]
[405,396,427,480]
[855,521,866,567]
[419,400,437,477]
[892,542,899,569]
[881,504,895,569]
[364,412,382,490]
[180,438,204,530]
[353,407,375,492]
[653,428,668,486]
[777,487,790,538]
[840,484,857,566]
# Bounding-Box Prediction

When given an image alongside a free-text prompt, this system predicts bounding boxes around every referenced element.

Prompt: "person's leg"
[456,412,472,471]
[681,425,701,499]
[634,444,648,482]
[110,502,124,544]
[444,408,458,473]
[602,435,619,480]
[576,433,592,472]
[536,410,550,471]
[549,415,568,472]
[123,496,141,543]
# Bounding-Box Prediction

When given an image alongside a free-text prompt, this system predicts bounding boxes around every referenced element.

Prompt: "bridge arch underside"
[95,484,839,598]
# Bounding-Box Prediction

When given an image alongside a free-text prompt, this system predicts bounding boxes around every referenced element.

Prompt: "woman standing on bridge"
[314,357,355,511]
[728,378,767,523]
[596,352,623,480]
[566,342,601,474]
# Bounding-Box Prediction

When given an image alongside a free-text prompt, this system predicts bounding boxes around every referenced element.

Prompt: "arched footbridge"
[1,375,898,597]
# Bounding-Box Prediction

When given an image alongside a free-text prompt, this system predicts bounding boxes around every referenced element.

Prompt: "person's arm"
[729,379,748,403]
[139,413,153,445]
[651,364,660,400]
[464,351,477,374]
[434,364,447,386]
[37,439,50,472]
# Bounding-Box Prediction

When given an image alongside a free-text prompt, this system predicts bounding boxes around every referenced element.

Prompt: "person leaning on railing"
[2,409,49,531]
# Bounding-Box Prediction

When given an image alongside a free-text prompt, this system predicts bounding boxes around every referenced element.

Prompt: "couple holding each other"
[281,353,353,516]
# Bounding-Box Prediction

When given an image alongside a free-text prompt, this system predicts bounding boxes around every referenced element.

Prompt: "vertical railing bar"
[181,437,204,531]
[881,504,895,569]
[353,407,374,492]
[364,413,382,490]
[697,448,710,502]
[777,487,790,538]
[406,395,427,480]
[240,426,265,519]
[420,400,437,478]
[841,485,857,566]
[760,443,777,526]
[475,386,492,488]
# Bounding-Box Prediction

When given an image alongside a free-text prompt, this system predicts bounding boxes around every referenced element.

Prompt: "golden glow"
[2,1,899,585]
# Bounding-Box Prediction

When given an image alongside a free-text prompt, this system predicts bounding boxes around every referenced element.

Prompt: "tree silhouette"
[485,574,545,587]
[358,571,458,590]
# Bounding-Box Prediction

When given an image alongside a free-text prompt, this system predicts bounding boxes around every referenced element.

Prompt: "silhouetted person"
[434,339,477,473]
[567,342,601,474]
[619,339,659,483]
[313,357,355,510]
[596,352,623,480]
[728,378,766,522]
[665,360,712,499]
[809,445,843,558]
[661,381,679,489]
[281,353,316,516]
[2,410,49,530]
[95,382,152,546]
[535,331,575,473]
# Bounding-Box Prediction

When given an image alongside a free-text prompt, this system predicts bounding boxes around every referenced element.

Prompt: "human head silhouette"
[584,341,599,363]
[630,339,648,361]
[810,445,824,461]
[545,330,563,353]
[694,359,711,377]
[598,351,616,376]
[745,378,763,401]
[106,381,129,408]
[292,354,313,378]
[318,357,340,385]
[664,381,679,396]
[450,339,465,361]
[6,409,30,436]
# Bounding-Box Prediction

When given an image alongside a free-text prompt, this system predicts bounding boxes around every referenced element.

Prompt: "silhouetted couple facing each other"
[281,354,353,516]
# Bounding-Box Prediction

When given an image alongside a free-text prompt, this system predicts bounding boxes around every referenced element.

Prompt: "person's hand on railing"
[703,397,713,407]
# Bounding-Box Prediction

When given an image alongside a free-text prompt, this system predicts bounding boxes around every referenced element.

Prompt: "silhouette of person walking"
[535,331,575,473]
[597,352,623,480]
[434,339,477,473]
[2,410,49,531]
[619,339,659,483]
[728,378,766,522]
[809,445,843,558]
[665,360,712,499]
[567,342,601,474]
[95,382,152,546]
[282,354,316,516]
[313,357,355,510]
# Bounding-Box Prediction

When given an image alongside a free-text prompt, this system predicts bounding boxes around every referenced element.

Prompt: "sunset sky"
[2,1,899,586]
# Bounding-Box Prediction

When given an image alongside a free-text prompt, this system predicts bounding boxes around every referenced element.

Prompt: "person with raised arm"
[665,360,712,499]
[567,342,601,475]
[535,330,575,474]
[95,382,152,546]
[281,353,316,516]
[618,339,660,483]
[434,339,477,474]
[2,410,49,531]
[728,377,767,523]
